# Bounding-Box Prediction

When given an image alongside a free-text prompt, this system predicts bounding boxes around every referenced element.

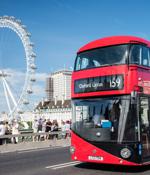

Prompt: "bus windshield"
[75,44,129,71]
[72,95,138,143]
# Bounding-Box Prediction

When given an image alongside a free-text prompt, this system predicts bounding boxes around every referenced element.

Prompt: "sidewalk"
[0,139,71,153]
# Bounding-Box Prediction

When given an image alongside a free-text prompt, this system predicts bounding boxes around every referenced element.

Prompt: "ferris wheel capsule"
[10,16,15,20]
[23,99,29,105]
[27,89,33,94]
[3,15,9,19]
[22,25,26,29]
[29,42,34,47]
[16,19,21,23]
[31,52,36,58]
[26,32,31,37]
[17,109,24,114]
[30,63,37,69]
[30,77,36,82]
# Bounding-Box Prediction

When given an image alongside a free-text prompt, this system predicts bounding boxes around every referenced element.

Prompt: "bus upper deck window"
[86,60,95,69]
[142,46,149,67]
[81,57,89,69]
[130,45,142,65]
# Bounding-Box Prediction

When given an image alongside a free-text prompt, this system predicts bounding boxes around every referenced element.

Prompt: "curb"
[0,139,70,153]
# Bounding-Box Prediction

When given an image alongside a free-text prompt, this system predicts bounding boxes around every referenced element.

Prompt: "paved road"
[0,146,150,175]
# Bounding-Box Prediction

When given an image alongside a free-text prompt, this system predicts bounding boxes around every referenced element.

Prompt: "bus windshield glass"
[72,95,138,143]
[75,44,129,71]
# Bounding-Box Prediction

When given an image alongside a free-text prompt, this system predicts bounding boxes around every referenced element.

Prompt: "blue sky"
[1,0,150,113]
[1,0,150,72]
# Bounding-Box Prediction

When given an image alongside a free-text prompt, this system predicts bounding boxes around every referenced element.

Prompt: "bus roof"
[78,36,150,53]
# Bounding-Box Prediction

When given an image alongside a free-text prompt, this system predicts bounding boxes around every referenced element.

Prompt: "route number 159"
[110,77,121,88]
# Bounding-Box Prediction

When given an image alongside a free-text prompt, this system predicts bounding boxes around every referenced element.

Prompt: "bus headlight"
[70,146,75,154]
[120,148,132,159]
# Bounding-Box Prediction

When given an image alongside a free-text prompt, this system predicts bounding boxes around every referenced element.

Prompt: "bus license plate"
[88,156,104,161]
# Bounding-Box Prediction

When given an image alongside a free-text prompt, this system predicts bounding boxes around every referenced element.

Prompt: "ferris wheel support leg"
[3,77,17,108]
[2,78,12,115]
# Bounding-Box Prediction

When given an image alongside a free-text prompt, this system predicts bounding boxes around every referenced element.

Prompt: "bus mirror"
[131,91,137,98]
[131,91,137,104]
[133,85,143,92]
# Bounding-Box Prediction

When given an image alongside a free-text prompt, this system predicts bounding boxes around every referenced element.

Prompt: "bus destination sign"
[74,74,124,93]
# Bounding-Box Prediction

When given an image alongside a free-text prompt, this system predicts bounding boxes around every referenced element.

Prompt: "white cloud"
[33,84,44,94]
[35,72,48,82]
[0,69,48,114]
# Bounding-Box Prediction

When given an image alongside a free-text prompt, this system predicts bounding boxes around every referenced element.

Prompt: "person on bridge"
[12,120,20,144]
[0,121,6,145]
[32,119,38,141]
[45,119,52,140]
[64,120,71,139]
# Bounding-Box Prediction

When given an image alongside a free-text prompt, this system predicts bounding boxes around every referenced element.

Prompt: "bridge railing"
[0,131,69,145]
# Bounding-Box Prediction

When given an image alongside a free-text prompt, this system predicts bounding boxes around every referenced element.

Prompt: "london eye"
[0,16,36,118]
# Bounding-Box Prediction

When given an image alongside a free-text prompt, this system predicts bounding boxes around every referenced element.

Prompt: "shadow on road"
[75,162,150,173]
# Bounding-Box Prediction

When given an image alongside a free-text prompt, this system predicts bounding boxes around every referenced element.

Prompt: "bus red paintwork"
[71,36,150,166]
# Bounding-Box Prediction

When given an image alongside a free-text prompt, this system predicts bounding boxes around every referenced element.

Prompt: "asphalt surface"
[0,146,150,175]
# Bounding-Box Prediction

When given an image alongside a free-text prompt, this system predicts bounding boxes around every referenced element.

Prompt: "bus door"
[140,97,150,159]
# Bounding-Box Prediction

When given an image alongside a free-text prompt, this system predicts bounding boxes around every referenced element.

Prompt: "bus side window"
[149,49,150,67]
[130,45,142,65]
[142,46,149,67]
[75,57,81,70]
[140,98,149,132]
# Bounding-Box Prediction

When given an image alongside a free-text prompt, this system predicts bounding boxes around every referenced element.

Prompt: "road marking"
[45,161,81,169]
[18,146,62,154]
[52,162,81,170]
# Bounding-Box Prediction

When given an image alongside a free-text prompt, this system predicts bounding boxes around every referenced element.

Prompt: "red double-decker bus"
[70,36,150,166]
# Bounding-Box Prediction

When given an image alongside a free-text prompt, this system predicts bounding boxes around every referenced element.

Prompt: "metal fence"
[0,131,68,145]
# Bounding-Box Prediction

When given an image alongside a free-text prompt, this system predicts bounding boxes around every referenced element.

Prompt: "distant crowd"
[32,118,71,141]
[0,118,71,145]
[0,120,20,145]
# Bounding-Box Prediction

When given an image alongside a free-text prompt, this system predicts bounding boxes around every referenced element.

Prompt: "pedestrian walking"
[0,121,6,145]
[65,120,71,139]
[32,119,38,141]
[12,120,20,144]
[45,119,52,140]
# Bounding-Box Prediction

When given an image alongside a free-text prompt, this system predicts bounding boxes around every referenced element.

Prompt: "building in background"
[35,69,72,125]
[46,69,72,102]
[35,99,71,126]
[45,77,53,101]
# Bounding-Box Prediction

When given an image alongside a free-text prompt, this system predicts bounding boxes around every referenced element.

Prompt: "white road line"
[52,162,81,170]
[45,161,81,169]
[18,146,62,154]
